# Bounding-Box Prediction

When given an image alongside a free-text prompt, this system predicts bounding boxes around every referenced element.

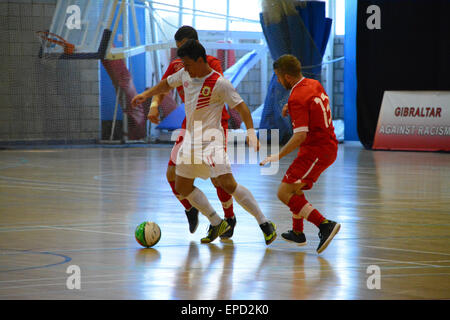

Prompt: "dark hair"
[273,54,302,77]
[177,39,207,62]
[174,25,198,42]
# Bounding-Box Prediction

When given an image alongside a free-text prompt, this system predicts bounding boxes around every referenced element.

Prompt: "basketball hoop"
[36,31,75,55]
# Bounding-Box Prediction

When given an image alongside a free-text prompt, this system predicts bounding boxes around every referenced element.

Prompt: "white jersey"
[167,68,243,148]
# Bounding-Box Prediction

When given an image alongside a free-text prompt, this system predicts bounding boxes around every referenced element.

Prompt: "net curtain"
[259,0,332,144]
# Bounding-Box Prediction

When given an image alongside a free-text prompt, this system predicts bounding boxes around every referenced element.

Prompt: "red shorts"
[282,145,337,190]
[168,122,229,167]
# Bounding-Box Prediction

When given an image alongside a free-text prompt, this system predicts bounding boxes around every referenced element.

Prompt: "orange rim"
[36,31,75,55]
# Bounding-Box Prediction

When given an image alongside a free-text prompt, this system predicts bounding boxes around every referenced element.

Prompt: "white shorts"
[175,142,232,180]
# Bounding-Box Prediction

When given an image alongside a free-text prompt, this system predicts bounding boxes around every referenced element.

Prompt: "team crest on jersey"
[201,86,211,97]
[184,81,189,88]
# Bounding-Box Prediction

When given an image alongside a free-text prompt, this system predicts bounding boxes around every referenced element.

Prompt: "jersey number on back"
[314,93,332,128]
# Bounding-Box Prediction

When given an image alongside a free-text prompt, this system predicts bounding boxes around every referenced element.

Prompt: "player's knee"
[210,177,220,188]
[277,184,290,204]
[277,187,285,202]
[218,178,237,195]
[166,165,176,182]
[174,180,190,197]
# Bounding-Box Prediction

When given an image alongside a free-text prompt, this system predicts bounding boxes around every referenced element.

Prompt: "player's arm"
[219,77,259,151]
[260,132,307,165]
[234,101,255,131]
[147,63,177,123]
[147,93,167,124]
[260,101,308,165]
[234,102,259,152]
[131,79,172,108]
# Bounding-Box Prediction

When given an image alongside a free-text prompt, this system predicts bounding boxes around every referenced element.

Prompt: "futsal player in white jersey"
[132,40,277,244]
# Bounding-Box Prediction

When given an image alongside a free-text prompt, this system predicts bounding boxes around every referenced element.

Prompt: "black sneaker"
[281,230,307,246]
[260,221,277,245]
[201,220,230,244]
[220,216,236,239]
[316,220,341,254]
[185,207,199,234]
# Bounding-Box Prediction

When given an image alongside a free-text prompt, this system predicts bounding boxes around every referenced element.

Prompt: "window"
[194,0,227,30]
[335,0,345,35]
[229,0,261,32]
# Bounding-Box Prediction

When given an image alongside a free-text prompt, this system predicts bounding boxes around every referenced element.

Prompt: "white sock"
[186,187,222,226]
[232,184,268,225]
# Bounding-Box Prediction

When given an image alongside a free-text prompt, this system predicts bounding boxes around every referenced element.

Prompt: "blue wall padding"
[156,104,185,130]
[100,5,146,122]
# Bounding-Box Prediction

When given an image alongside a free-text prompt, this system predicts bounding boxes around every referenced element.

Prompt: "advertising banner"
[373,91,450,151]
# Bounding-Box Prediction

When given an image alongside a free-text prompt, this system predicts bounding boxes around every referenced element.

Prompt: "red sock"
[215,186,234,219]
[169,181,192,211]
[292,217,304,233]
[307,210,326,227]
[288,194,325,228]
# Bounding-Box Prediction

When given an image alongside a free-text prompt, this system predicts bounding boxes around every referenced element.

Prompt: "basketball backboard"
[40,0,115,59]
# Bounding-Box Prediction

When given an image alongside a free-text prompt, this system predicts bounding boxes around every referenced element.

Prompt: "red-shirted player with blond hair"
[146,26,236,239]
[260,54,341,254]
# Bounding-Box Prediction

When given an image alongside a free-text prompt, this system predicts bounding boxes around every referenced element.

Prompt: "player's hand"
[282,103,289,117]
[260,154,279,166]
[147,107,160,124]
[131,92,148,108]
[247,129,260,152]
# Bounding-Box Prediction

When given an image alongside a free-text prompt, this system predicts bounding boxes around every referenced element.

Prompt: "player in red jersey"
[260,54,341,254]
[146,26,236,238]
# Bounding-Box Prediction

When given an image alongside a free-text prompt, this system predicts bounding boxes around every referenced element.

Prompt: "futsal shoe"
[260,221,277,245]
[220,216,236,239]
[316,220,341,254]
[281,230,307,246]
[201,220,230,244]
[185,207,199,233]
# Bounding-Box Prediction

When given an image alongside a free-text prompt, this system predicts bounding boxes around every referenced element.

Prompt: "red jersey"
[161,55,230,128]
[288,78,338,153]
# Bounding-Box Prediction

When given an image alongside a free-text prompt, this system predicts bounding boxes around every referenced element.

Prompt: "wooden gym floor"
[0,142,449,299]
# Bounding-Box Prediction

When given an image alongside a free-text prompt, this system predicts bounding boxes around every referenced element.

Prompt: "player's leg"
[167,162,199,233]
[210,178,236,239]
[167,162,192,210]
[167,131,199,233]
[280,155,340,253]
[277,182,307,246]
[213,180,235,219]
[216,122,236,238]
[175,173,229,243]
[214,173,277,245]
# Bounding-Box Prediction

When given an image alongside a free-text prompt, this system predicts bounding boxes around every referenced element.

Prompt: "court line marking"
[0,158,28,170]
[0,271,152,284]
[377,272,450,279]
[1,271,450,292]
[3,260,449,286]
[0,249,72,273]
[360,256,444,268]
[0,222,134,233]
[0,183,146,197]
[360,245,450,257]
[40,225,132,237]
[0,182,175,197]
[0,218,127,228]
[0,174,166,192]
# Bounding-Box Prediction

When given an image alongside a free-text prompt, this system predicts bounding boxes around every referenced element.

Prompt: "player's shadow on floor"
[252,247,335,299]
[170,240,236,299]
